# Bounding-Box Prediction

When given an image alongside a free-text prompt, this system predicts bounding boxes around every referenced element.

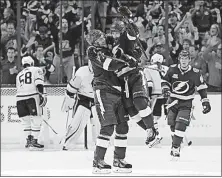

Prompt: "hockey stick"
[116,0,149,61]
[43,119,58,135]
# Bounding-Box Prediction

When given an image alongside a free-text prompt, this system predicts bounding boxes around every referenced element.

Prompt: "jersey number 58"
[19,72,32,86]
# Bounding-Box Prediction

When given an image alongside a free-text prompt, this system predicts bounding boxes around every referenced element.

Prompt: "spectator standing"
[206,24,221,51]
[1,21,28,59]
[33,45,55,83]
[50,16,90,83]
[0,47,18,84]
[203,43,221,92]
[189,45,208,79]
[191,0,213,35]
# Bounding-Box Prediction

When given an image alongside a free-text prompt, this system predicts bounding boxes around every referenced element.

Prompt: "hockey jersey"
[143,64,169,96]
[87,45,127,94]
[162,64,208,100]
[16,66,45,101]
[67,66,94,98]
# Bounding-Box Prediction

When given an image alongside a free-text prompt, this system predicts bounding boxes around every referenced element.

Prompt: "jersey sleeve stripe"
[196,84,208,91]
[103,57,113,70]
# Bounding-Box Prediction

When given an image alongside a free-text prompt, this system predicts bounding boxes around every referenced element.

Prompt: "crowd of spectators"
[0,0,221,92]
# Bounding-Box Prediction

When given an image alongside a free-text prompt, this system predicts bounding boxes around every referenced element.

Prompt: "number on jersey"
[19,71,32,86]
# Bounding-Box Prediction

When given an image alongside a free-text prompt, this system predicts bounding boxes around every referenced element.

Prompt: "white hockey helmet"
[22,56,34,67]
[151,53,164,64]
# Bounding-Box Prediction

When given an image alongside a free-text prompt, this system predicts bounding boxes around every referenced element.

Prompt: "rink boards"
[1,87,221,147]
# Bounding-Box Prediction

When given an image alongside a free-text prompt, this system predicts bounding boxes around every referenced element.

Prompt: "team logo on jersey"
[172,81,189,94]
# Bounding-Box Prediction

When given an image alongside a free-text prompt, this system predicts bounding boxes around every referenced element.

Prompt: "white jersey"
[143,64,169,96]
[67,66,94,98]
[16,66,44,101]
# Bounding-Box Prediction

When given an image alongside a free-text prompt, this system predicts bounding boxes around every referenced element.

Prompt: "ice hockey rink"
[1,145,221,176]
[1,93,221,176]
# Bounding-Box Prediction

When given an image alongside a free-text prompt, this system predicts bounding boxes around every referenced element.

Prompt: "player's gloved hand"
[121,54,138,67]
[118,6,132,17]
[201,98,211,114]
[39,94,47,107]
[162,87,170,98]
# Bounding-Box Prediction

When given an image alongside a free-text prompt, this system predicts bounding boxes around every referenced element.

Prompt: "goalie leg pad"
[64,105,91,148]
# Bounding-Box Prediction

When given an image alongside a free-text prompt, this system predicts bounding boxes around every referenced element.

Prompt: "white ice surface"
[1,146,221,176]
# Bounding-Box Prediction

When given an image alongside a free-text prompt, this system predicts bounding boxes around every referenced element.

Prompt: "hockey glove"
[39,94,47,107]
[201,98,211,114]
[121,54,138,67]
[162,87,170,98]
[117,6,132,17]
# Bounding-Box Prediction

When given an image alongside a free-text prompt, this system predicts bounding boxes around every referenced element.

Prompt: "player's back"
[16,66,44,99]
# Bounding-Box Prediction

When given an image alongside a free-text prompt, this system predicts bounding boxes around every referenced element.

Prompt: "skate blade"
[29,147,44,151]
[113,167,132,173]
[92,167,111,174]
[148,137,163,148]
[170,156,180,161]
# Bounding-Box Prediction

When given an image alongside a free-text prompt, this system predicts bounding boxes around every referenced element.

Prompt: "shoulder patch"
[193,68,199,73]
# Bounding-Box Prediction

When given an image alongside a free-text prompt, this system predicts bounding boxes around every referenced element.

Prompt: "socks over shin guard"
[173,123,186,148]
[136,120,147,130]
[114,134,127,159]
[141,114,154,129]
[94,135,110,160]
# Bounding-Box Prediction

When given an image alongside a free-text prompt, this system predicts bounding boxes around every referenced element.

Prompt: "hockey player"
[16,56,47,151]
[86,29,135,174]
[61,63,100,150]
[162,50,211,159]
[143,53,169,147]
[110,18,158,147]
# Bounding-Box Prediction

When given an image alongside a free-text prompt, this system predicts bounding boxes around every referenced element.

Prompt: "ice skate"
[25,135,33,148]
[170,146,180,161]
[113,159,132,173]
[92,159,111,174]
[151,130,163,148]
[145,128,159,148]
[29,139,44,151]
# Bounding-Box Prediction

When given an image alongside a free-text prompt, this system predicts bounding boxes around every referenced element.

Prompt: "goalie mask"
[178,50,191,70]
[22,56,34,67]
[86,29,106,48]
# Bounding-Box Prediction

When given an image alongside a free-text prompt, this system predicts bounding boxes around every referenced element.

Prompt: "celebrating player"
[86,29,135,174]
[110,18,158,147]
[61,63,100,150]
[16,56,47,151]
[162,50,211,160]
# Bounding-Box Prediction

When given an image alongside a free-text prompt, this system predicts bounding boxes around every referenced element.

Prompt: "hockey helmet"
[151,53,164,64]
[22,56,34,67]
[86,29,104,45]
